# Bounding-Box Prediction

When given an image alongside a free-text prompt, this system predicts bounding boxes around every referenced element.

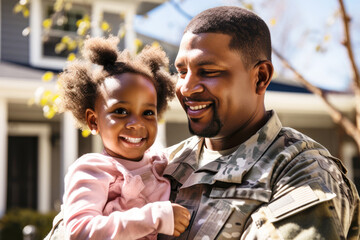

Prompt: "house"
[0,0,358,219]
[0,0,168,217]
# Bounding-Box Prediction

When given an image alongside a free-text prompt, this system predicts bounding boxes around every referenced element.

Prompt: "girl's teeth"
[189,105,207,110]
[124,137,142,143]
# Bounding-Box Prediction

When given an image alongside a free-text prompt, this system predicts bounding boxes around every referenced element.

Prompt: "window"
[43,4,88,58]
[30,0,136,70]
[30,0,90,69]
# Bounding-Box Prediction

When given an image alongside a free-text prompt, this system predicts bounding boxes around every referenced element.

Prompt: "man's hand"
[172,203,191,237]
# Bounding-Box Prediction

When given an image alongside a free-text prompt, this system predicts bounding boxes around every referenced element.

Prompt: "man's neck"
[205,110,271,151]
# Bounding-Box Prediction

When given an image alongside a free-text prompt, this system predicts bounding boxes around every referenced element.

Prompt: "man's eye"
[177,70,187,78]
[114,108,127,115]
[201,70,222,77]
[143,110,155,116]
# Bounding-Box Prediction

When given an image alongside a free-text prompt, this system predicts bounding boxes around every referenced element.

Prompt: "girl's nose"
[125,116,145,130]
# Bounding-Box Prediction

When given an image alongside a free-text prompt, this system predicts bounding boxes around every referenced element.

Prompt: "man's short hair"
[184,6,272,68]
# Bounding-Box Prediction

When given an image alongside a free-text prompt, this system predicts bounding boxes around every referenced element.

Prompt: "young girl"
[49,37,190,239]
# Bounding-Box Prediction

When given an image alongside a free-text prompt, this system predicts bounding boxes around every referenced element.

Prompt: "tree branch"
[272,47,360,147]
[338,0,360,131]
[338,0,360,88]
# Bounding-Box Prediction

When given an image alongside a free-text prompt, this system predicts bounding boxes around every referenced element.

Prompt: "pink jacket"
[63,150,173,240]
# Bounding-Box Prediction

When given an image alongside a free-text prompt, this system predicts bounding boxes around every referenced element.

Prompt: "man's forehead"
[175,32,235,66]
[179,32,231,47]
[175,51,220,68]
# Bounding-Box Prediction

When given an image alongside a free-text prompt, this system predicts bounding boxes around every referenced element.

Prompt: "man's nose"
[178,71,204,97]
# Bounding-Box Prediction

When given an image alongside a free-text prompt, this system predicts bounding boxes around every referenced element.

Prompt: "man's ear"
[86,108,98,132]
[255,60,273,95]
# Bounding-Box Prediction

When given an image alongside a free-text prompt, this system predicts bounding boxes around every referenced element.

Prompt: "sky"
[134,0,360,92]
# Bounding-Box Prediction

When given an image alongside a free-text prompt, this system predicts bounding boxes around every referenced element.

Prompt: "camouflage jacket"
[158,111,360,240]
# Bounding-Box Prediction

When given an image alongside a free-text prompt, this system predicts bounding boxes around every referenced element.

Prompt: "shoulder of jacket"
[165,136,201,161]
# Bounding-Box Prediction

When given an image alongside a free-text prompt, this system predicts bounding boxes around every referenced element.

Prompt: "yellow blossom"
[118,27,126,39]
[43,105,56,119]
[61,36,71,43]
[22,8,29,18]
[67,40,77,51]
[13,4,23,14]
[270,18,277,26]
[151,41,160,48]
[42,18,52,29]
[134,39,143,48]
[324,34,331,42]
[67,53,76,61]
[243,3,253,10]
[64,2,72,11]
[42,71,54,82]
[55,42,66,54]
[41,90,53,104]
[82,129,91,138]
[101,21,110,31]
[54,0,64,12]
[52,94,60,103]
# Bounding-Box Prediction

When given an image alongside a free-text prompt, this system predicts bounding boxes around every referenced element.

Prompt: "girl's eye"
[114,108,127,115]
[143,110,155,116]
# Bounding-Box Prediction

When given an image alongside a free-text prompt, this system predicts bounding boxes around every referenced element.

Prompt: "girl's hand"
[171,203,191,237]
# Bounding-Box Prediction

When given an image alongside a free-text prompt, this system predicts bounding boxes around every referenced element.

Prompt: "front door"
[7,136,38,210]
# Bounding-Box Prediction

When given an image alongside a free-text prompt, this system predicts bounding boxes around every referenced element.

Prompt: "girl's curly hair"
[57,36,176,129]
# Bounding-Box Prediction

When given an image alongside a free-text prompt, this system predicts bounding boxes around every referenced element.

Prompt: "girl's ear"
[86,109,98,133]
[255,60,274,95]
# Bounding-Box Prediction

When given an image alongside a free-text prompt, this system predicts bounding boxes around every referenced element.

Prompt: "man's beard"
[188,111,223,138]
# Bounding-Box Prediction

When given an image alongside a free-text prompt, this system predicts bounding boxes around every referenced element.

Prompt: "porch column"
[0,98,8,217]
[91,134,103,154]
[124,5,136,54]
[60,112,78,196]
[91,1,102,37]
[154,120,166,148]
[38,126,51,213]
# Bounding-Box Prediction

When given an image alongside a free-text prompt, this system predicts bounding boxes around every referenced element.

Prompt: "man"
[159,6,360,240]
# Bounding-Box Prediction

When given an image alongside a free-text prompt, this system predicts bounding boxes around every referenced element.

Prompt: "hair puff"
[82,36,119,69]
[136,45,169,73]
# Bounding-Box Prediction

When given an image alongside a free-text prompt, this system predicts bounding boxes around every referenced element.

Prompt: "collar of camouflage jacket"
[164,110,282,187]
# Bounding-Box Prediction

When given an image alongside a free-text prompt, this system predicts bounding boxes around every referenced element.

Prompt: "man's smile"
[184,101,212,118]
[188,104,208,110]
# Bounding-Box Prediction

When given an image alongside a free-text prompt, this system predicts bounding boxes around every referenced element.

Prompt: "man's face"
[175,32,262,144]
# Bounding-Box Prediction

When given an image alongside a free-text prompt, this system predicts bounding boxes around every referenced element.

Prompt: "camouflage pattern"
[44,209,64,240]
[158,110,360,240]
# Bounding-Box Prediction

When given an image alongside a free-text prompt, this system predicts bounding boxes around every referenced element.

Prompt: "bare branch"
[338,0,360,131]
[272,47,360,147]
[338,0,360,88]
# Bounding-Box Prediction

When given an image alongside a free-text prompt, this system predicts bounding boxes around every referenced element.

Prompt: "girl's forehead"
[99,73,156,99]
[102,73,153,89]
[102,76,123,89]
[100,75,133,94]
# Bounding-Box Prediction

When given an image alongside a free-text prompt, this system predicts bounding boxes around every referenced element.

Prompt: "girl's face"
[87,73,158,161]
